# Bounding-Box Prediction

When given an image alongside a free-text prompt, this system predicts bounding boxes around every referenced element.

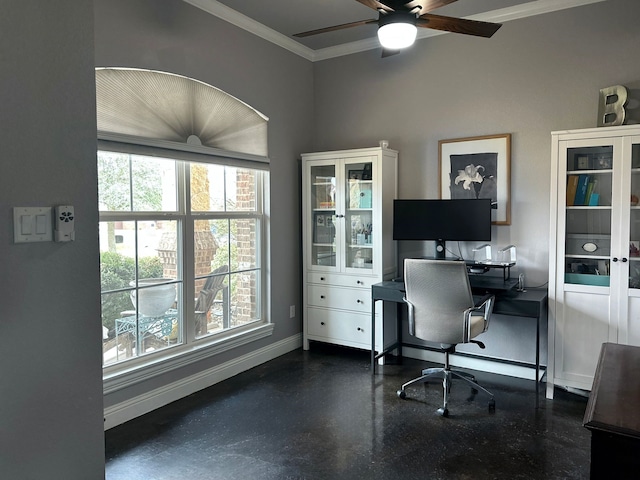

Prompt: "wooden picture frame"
[439,133,511,225]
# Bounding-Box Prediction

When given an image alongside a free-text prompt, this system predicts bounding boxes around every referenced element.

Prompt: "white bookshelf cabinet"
[301,146,397,352]
[548,125,640,398]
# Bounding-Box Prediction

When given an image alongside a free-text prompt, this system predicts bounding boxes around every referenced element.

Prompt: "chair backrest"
[403,258,474,345]
[202,264,228,291]
[195,264,229,313]
[195,265,229,335]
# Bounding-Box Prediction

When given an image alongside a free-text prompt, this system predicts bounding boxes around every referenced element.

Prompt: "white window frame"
[99,133,272,394]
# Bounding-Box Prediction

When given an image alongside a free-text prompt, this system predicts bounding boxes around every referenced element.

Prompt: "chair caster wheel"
[397,390,406,399]
[437,407,449,417]
[488,399,496,413]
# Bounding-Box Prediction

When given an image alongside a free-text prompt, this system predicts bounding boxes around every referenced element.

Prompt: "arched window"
[96,68,271,385]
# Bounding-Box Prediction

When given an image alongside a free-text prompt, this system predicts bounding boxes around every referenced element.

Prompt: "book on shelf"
[585,178,598,205]
[567,174,599,206]
[584,180,594,205]
[574,174,590,205]
[567,175,579,206]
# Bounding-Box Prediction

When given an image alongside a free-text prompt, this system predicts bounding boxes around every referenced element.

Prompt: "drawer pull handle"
[356,280,363,285]
[320,322,325,326]
[356,299,362,304]
[320,277,325,281]
[357,327,363,332]
[320,295,325,299]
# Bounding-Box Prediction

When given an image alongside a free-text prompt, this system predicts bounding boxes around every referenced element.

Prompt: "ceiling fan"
[294,0,502,54]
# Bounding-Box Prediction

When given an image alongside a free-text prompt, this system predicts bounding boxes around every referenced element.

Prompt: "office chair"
[396,259,496,417]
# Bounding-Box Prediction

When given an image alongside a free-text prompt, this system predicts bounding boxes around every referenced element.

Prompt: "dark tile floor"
[105,344,591,479]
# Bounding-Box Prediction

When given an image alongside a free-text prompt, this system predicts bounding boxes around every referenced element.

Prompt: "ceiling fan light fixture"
[377,12,417,50]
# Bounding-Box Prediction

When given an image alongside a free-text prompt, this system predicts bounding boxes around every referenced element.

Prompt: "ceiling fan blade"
[355,0,394,13]
[404,1,457,14]
[417,13,502,38]
[293,18,378,38]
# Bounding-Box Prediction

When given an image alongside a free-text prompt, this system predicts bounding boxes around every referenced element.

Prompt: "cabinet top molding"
[552,125,640,137]
[301,146,398,158]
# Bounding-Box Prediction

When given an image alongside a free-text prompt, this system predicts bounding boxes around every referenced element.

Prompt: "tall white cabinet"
[301,146,397,352]
[548,125,640,398]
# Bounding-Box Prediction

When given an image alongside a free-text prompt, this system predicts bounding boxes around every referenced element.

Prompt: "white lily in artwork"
[454,164,485,190]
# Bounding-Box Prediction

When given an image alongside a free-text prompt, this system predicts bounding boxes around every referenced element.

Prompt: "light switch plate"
[13,207,53,243]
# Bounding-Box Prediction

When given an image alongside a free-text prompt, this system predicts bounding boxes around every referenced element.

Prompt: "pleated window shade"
[96,68,269,160]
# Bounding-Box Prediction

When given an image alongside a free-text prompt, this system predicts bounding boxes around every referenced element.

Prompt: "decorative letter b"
[598,85,628,127]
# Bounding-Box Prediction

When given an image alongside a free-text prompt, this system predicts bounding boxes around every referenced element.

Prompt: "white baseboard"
[402,346,545,381]
[104,333,302,430]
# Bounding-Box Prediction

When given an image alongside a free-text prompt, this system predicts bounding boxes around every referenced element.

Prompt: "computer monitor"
[393,199,492,259]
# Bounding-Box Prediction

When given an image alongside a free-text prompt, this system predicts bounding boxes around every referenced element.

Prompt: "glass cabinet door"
[629,142,640,289]
[344,160,374,271]
[564,145,613,286]
[310,164,337,267]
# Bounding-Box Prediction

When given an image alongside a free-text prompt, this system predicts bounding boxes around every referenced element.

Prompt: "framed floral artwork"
[439,133,511,225]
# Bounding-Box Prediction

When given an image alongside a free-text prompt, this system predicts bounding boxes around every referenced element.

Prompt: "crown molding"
[182,0,316,60]
[469,0,605,24]
[183,0,606,62]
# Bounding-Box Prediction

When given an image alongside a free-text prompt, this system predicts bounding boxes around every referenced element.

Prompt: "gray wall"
[312,0,640,287]
[3,0,640,476]
[0,1,105,479]
[94,0,314,408]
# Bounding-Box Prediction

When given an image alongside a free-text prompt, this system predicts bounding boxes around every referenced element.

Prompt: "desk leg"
[371,297,376,375]
[396,302,403,364]
[536,310,540,401]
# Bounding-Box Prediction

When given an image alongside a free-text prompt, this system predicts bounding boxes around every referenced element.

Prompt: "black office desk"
[370,281,548,397]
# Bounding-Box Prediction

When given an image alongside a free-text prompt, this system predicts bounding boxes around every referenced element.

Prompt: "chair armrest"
[402,296,415,336]
[474,293,494,309]
[474,294,495,325]
[463,294,495,341]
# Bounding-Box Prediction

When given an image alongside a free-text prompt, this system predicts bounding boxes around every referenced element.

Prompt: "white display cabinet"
[301,146,397,352]
[548,125,640,398]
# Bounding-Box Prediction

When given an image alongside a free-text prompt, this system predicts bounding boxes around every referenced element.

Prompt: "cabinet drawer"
[307,284,370,313]
[307,272,379,289]
[307,307,379,348]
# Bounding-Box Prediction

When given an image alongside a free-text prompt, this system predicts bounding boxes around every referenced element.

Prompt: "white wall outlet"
[55,205,75,242]
[289,305,295,318]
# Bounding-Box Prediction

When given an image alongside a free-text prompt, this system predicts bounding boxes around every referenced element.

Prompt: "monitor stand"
[434,239,446,259]
[468,275,518,293]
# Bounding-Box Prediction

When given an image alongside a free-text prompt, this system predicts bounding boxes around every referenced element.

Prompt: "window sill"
[103,322,274,394]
